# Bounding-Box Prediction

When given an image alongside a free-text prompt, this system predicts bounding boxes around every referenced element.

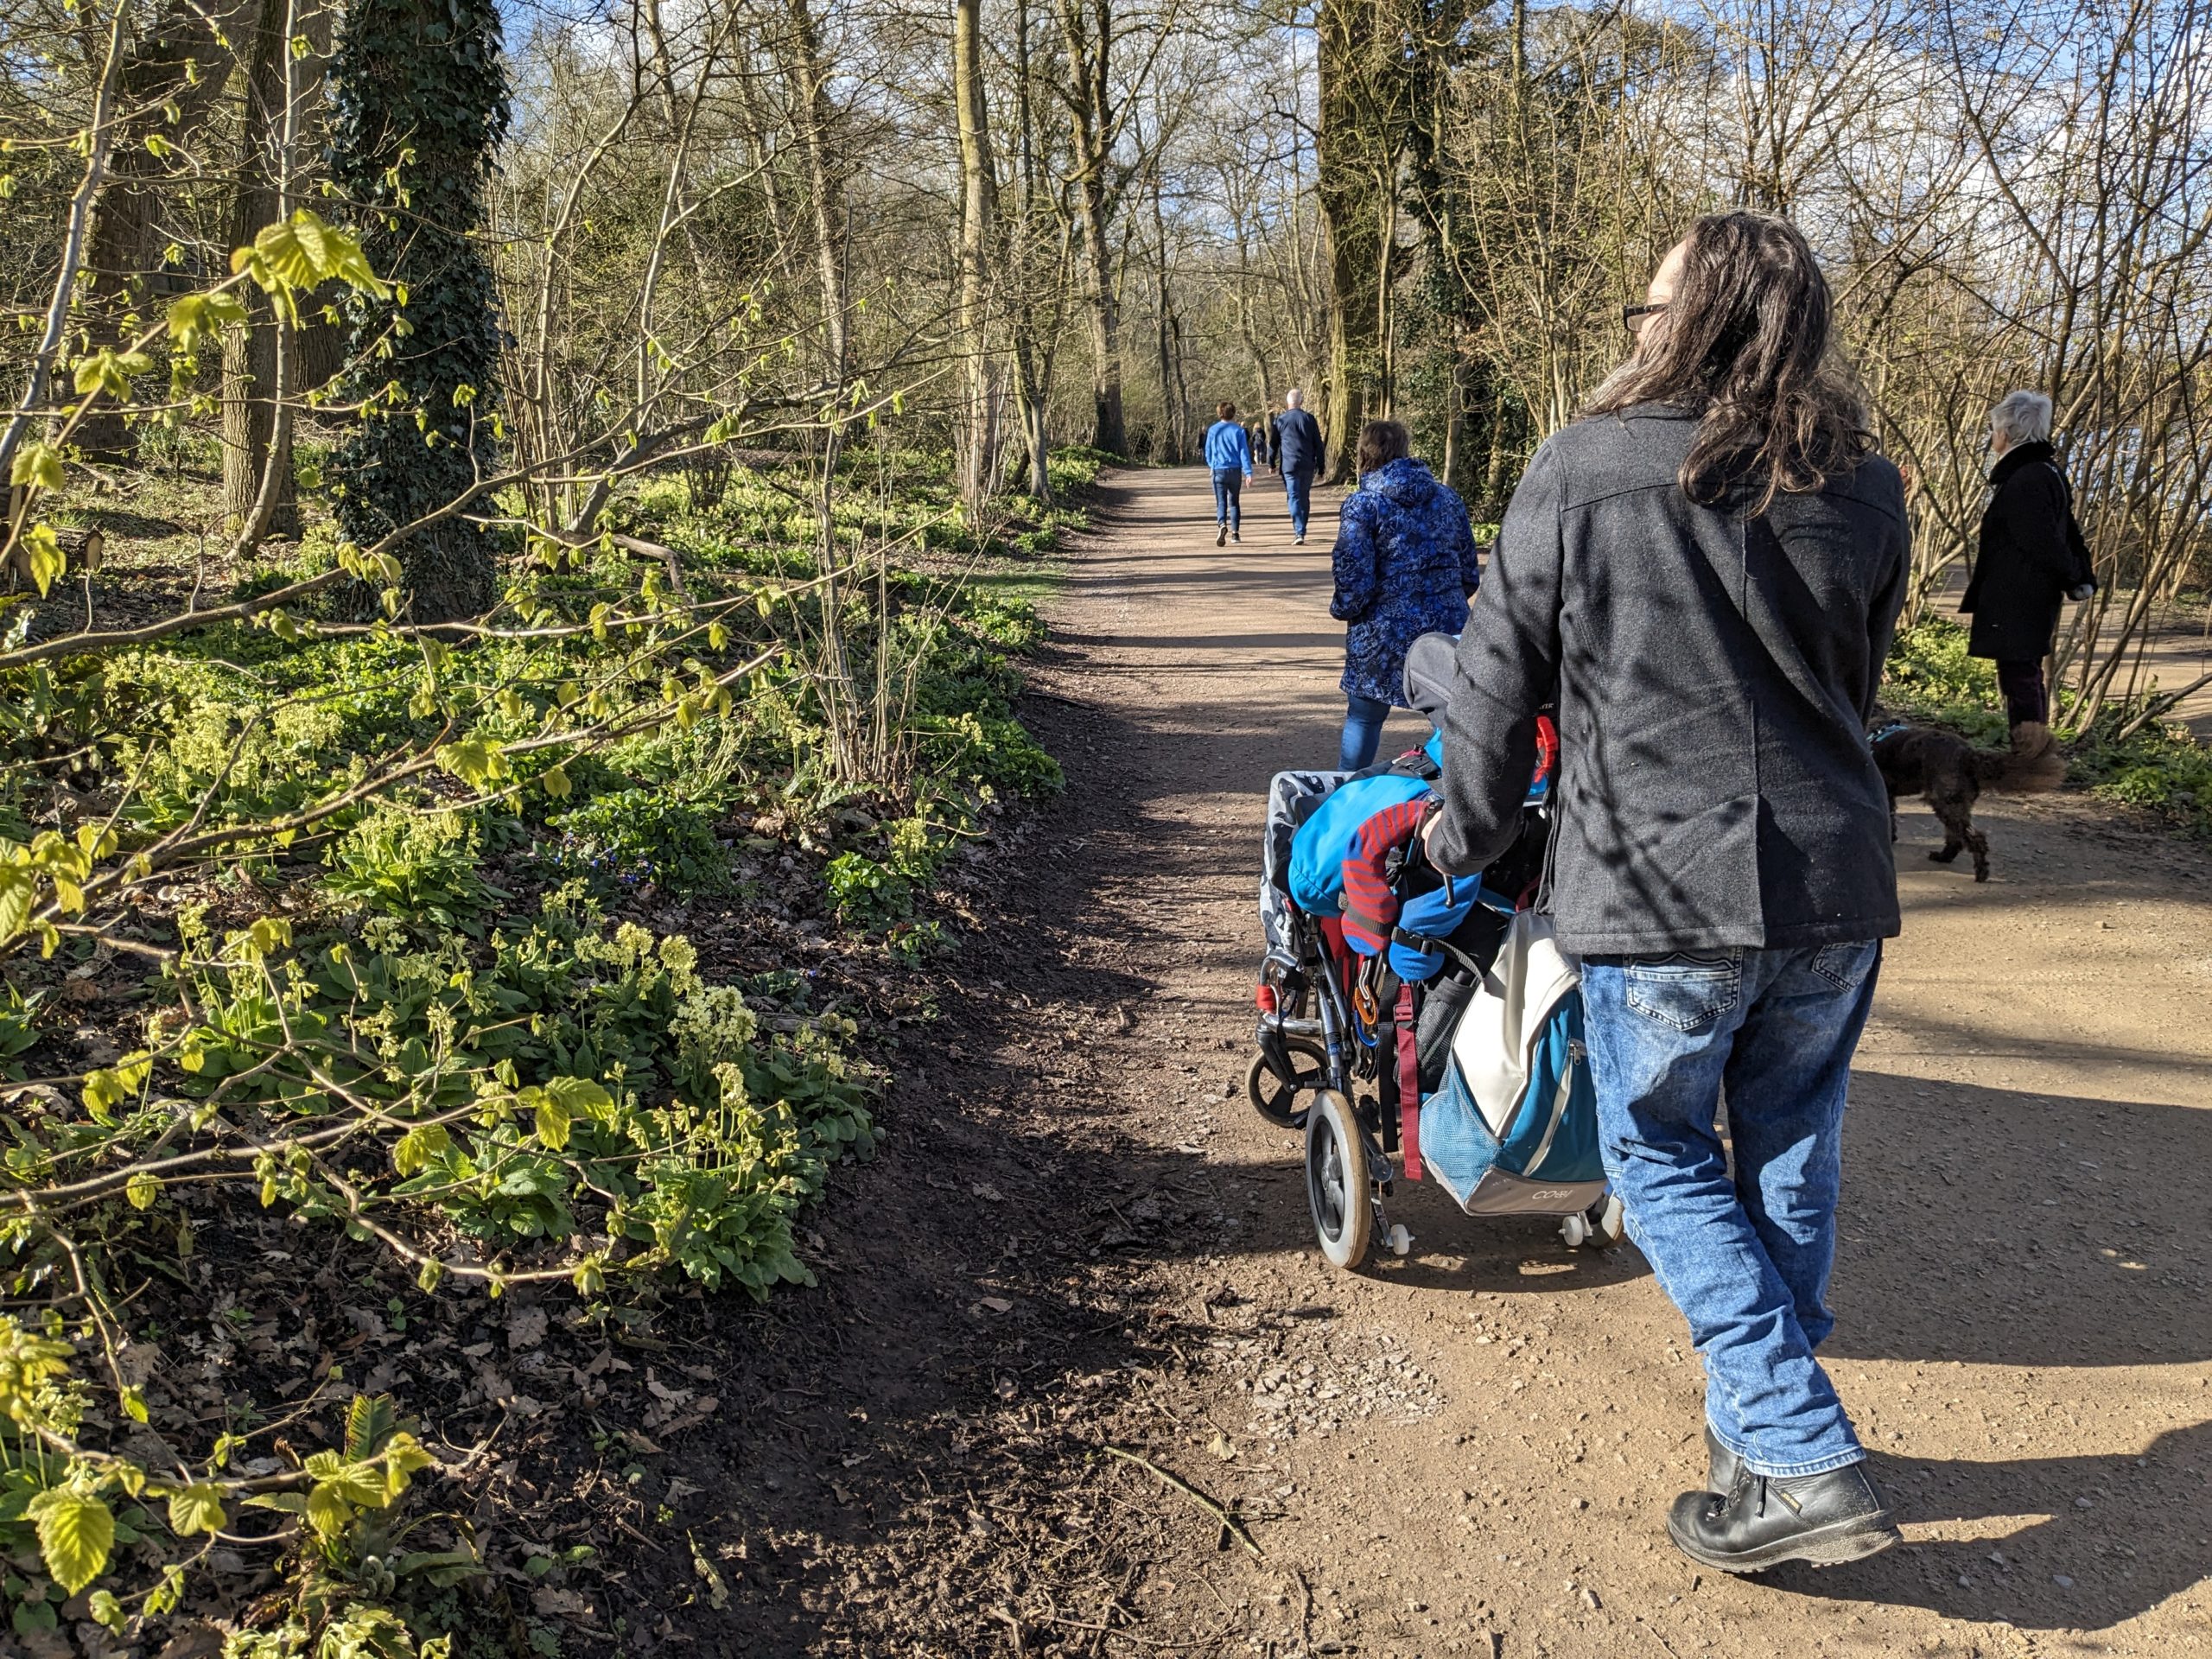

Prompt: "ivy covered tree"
[326,0,511,622]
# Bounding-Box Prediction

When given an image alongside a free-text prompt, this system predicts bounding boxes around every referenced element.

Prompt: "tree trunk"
[953,0,999,506]
[1058,0,1127,456]
[783,0,849,395]
[220,0,299,539]
[1010,335,1054,500]
[327,0,509,623]
[1441,325,1476,496]
[1149,170,1176,463]
[1317,0,1382,483]
[77,0,261,455]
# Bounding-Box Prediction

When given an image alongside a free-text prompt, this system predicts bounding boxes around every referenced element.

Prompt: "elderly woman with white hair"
[1959,390,2096,762]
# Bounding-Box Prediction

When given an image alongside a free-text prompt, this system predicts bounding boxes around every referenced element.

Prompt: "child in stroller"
[1250,632,1624,1268]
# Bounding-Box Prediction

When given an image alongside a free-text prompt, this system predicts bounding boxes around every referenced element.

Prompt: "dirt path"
[711,465,2210,1658]
[1012,467,2212,1657]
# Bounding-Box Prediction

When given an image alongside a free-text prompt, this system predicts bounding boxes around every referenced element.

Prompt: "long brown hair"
[1586,212,1872,510]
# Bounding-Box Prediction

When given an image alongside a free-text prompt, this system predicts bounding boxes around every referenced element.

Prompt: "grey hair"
[1284,388,1304,408]
[1990,390,2053,447]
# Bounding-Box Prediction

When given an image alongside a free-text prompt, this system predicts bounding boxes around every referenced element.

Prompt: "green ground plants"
[1,375,1076,1648]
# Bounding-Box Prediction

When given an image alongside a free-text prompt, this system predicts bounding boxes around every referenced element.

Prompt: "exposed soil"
[677,467,2211,1658]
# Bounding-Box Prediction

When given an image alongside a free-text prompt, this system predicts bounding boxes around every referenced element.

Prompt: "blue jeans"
[1211,469,1244,534]
[1580,941,1882,1479]
[1284,468,1315,537]
[1340,693,1391,771]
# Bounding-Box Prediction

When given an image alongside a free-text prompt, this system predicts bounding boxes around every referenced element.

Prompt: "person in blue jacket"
[1204,402,1255,545]
[1329,418,1480,770]
[1274,389,1325,543]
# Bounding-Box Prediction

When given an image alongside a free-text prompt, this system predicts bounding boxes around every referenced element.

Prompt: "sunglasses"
[1623,302,1669,336]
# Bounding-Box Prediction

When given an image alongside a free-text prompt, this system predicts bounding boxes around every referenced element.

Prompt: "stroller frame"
[1252,766,1624,1269]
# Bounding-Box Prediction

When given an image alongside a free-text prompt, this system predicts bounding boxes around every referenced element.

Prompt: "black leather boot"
[1706,1425,1741,1495]
[1667,1459,1900,1572]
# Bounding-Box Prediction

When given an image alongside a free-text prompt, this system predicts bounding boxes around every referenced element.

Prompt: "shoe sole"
[1667,1511,1901,1573]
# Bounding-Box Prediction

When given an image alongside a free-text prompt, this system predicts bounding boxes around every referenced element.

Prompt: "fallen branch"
[1100,1445,1262,1560]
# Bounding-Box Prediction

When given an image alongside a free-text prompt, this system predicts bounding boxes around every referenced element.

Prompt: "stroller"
[1249,636,1626,1270]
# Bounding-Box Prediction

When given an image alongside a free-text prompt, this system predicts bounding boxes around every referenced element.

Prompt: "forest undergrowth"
[0,430,1096,1658]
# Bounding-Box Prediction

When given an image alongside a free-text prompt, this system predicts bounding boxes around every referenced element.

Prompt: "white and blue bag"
[1418,908,1605,1216]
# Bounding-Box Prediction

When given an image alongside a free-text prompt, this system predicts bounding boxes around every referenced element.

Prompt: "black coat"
[1427,406,1910,955]
[1960,441,2094,661]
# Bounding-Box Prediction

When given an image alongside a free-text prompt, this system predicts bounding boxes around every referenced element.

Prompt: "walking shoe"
[1294,533,1306,545]
[1667,1459,1899,1573]
[1230,532,1241,543]
[1215,523,1227,547]
[1706,1426,1741,1495]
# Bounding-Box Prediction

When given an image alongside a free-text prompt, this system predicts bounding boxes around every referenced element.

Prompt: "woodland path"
[715,466,2212,1658]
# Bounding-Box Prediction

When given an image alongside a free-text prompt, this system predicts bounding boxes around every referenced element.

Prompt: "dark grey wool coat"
[1960,440,2094,662]
[1427,405,1911,955]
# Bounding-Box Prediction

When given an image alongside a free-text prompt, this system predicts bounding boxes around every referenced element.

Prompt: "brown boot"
[2001,721,2067,791]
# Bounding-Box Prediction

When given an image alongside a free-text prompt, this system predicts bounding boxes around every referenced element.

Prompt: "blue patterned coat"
[1329,458,1481,703]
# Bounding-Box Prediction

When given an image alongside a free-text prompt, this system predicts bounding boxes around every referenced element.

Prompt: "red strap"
[1395,983,1422,1181]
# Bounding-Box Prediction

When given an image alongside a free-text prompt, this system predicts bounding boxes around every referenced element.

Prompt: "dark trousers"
[1996,658,2048,725]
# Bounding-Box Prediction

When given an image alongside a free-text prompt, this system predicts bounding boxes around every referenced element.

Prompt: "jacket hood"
[1990,439,2056,486]
[1362,456,1438,506]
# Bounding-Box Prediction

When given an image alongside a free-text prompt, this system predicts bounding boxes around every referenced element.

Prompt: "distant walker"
[1274,390,1325,545]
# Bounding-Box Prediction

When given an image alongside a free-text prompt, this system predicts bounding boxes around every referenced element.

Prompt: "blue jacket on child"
[1330,457,1481,704]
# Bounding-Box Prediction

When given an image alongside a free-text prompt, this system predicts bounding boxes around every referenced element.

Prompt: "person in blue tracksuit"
[1204,402,1255,545]
[1274,389,1325,543]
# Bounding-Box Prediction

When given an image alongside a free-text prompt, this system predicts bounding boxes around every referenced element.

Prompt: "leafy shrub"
[915,712,1064,798]
[961,594,1046,653]
[0,984,42,1078]
[824,851,913,928]
[1884,618,2006,734]
[170,895,874,1296]
[324,804,505,932]
[2069,713,2212,836]
[1045,447,1109,493]
[0,1322,442,1656]
[539,788,730,897]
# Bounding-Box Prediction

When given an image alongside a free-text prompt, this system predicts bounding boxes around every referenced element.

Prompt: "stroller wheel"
[1247,1038,1325,1129]
[1587,1192,1628,1249]
[1304,1090,1373,1269]
[1564,1193,1628,1251]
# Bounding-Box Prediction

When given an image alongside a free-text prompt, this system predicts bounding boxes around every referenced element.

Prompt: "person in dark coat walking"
[1424,212,1910,1574]
[1327,419,1480,769]
[1274,389,1325,544]
[1959,390,2095,766]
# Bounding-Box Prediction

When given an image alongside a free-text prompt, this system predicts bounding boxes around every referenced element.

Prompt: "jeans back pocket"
[1810,938,1881,994]
[1623,953,1743,1033]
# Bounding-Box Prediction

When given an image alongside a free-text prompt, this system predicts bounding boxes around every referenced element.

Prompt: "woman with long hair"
[1424,212,1911,1573]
